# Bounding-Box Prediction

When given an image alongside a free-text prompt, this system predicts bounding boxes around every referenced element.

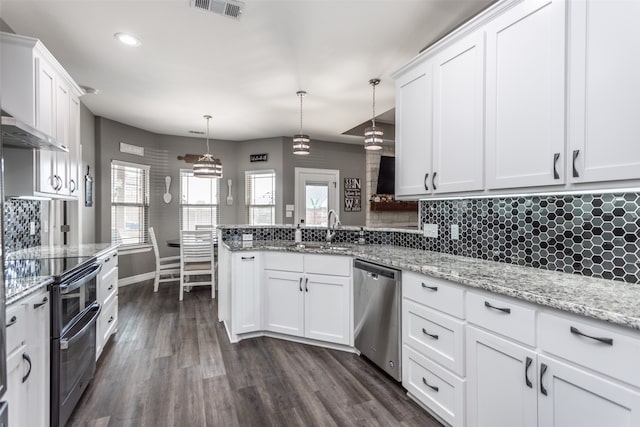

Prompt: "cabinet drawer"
[99,267,118,303]
[304,255,351,277]
[100,296,118,344]
[6,304,27,356]
[403,271,465,319]
[539,312,640,388]
[403,300,465,376]
[263,252,303,272]
[99,250,118,280]
[466,291,536,346]
[403,345,465,427]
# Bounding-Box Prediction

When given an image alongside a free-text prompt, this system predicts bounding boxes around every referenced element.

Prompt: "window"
[111,161,150,246]
[180,169,220,230]
[246,170,276,225]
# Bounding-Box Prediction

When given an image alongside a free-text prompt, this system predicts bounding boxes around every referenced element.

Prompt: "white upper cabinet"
[432,31,485,193]
[567,0,640,184]
[35,55,57,137]
[395,61,433,198]
[485,0,567,189]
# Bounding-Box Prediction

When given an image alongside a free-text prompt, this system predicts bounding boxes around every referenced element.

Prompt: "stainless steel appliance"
[353,259,402,381]
[49,259,101,427]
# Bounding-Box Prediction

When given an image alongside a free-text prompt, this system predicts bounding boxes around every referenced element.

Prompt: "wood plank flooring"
[68,281,443,427]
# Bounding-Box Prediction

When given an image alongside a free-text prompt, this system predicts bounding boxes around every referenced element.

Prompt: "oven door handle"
[60,304,101,350]
[59,264,102,295]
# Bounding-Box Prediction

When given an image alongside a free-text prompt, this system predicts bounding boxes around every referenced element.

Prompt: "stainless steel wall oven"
[50,259,101,427]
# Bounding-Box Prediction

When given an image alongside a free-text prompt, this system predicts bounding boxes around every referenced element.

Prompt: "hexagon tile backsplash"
[419,193,640,284]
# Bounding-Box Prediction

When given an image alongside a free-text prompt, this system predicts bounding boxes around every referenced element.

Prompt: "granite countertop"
[223,240,640,331]
[5,243,119,305]
[6,243,118,261]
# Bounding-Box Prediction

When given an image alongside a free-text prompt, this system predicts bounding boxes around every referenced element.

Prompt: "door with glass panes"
[294,168,339,226]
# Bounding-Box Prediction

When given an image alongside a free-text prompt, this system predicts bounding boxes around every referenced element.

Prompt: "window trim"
[110,160,150,247]
[179,168,220,230]
[245,169,276,225]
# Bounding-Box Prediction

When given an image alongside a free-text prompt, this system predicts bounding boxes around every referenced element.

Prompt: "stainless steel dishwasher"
[353,259,402,381]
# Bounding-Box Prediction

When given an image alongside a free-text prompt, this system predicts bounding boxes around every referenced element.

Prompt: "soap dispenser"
[358,227,366,245]
[295,224,302,243]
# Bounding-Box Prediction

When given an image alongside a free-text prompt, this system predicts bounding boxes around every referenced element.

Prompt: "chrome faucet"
[326,209,341,243]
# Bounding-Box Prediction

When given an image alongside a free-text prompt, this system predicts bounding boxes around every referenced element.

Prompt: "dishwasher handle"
[354,259,400,280]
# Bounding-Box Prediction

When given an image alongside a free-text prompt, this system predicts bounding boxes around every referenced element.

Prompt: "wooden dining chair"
[179,229,215,301]
[149,227,181,292]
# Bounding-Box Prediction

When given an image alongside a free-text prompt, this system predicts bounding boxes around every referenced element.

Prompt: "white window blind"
[180,169,220,230]
[246,170,276,225]
[111,160,150,246]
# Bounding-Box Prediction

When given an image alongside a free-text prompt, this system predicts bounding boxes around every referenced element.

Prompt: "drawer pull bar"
[421,283,438,291]
[241,256,255,260]
[422,378,439,392]
[22,353,32,383]
[108,316,114,324]
[108,284,114,291]
[422,328,439,340]
[570,326,613,346]
[525,357,533,388]
[484,301,511,314]
[33,296,48,309]
[540,363,548,396]
[6,316,17,328]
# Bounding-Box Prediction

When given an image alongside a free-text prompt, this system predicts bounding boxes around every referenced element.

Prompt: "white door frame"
[294,168,340,225]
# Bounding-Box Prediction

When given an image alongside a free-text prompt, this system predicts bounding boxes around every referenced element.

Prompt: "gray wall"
[80,103,96,243]
[282,137,366,226]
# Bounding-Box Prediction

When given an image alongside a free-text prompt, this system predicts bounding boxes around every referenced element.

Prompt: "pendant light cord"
[372,82,376,128]
[299,92,304,134]
[205,115,211,155]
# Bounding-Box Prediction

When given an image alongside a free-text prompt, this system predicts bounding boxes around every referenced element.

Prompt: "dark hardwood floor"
[68,281,442,427]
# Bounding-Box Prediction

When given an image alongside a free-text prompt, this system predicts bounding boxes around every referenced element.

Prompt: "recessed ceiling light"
[114,32,141,47]
[80,85,99,95]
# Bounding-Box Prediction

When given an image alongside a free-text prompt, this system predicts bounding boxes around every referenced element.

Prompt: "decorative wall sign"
[85,166,94,207]
[250,153,268,162]
[344,178,361,212]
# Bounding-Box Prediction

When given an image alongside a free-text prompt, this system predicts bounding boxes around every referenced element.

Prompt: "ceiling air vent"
[190,0,244,20]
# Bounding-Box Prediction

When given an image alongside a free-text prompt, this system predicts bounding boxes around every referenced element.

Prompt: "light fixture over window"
[193,115,223,178]
[364,78,383,151]
[293,90,310,155]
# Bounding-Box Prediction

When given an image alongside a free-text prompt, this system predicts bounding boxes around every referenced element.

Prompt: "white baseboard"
[118,272,155,287]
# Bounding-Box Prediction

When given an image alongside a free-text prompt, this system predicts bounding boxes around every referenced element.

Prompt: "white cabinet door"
[538,355,640,427]
[25,290,50,427]
[67,95,81,197]
[6,349,28,427]
[485,0,566,189]
[233,253,261,334]
[432,31,484,194]
[263,270,304,337]
[395,61,433,197]
[568,0,640,183]
[304,273,351,345]
[466,326,537,427]
[35,55,56,137]
[37,149,57,195]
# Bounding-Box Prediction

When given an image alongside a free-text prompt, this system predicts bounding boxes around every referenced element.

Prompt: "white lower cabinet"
[96,248,118,360]
[464,288,640,427]
[466,325,537,427]
[232,252,262,335]
[263,253,352,346]
[6,288,50,427]
[537,355,640,427]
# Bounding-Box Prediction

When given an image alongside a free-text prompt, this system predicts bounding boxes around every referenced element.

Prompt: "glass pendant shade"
[364,78,383,151]
[292,91,310,155]
[193,115,223,178]
[293,134,310,155]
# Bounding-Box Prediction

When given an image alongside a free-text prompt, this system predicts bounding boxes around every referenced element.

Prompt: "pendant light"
[364,78,383,150]
[193,115,223,178]
[292,90,310,155]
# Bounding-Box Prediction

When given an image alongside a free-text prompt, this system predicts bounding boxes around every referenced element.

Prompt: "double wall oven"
[50,259,101,427]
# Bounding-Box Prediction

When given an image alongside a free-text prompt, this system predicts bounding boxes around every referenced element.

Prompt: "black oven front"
[50,260,102,427]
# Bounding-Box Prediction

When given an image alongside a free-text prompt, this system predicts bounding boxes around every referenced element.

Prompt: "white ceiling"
[1,0,494,144]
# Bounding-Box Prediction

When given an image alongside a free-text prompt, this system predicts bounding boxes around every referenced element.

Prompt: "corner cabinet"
[96,248,118,360]
[5,288,51,427]
[0,32,83,199]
